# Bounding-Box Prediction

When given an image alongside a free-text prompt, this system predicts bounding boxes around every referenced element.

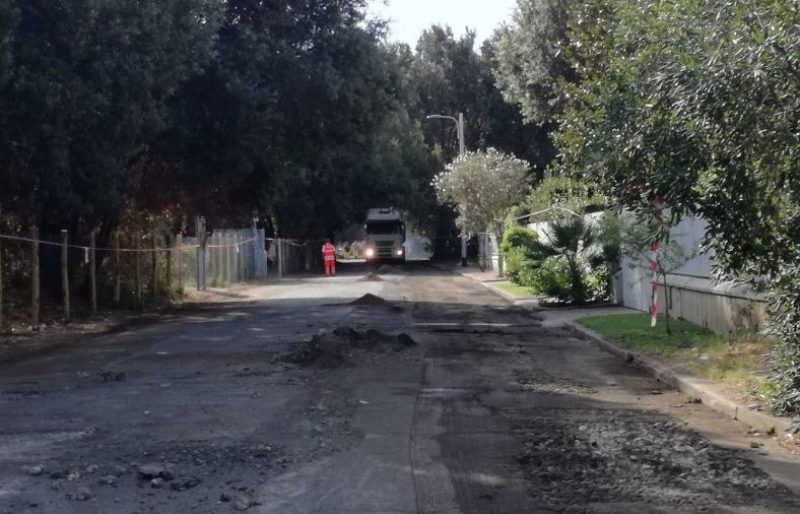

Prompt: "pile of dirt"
[350,294,389,306]
[359,273,383,282]
[281,327,416,367]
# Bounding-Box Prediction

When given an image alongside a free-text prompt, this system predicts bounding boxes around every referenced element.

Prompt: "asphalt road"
[1,262,799,513]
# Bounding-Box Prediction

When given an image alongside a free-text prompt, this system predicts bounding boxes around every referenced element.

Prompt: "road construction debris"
[512,413,791,508]
[67,487,92,501]
[97,475,117,486]
[281,327,416,367]
[349,293,389,306]
[137,463,173,482]
[99,370,126,382]
[23,465,44,476]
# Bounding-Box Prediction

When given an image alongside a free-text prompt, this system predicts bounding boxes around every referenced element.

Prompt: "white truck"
[363,208,406,263]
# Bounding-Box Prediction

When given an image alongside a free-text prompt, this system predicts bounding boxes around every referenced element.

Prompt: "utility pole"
[427,112,468,266]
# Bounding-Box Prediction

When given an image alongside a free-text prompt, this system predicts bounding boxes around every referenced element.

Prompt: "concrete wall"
[618,215,767,334]
[525,212,768,334]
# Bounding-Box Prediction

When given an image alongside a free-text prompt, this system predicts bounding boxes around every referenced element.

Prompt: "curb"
[565,322,797,442]
[445,266,539,307]
[449,263,797,442]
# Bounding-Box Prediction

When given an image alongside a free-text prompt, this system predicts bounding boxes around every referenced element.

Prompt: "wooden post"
[61,230,70,321]
[151,232,158,303]
[277,239,283,278]
[235,234,241,282]
[30,226,40,326]
[113,232,121,306]
[90,229,97,315]
[176,233,184,296]
[165,234,173,299]
[222,233,229,286]
[136,237,143,311]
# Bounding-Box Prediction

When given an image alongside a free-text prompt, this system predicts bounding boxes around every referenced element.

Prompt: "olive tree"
[554,0,800,413]
[433,148,530,275]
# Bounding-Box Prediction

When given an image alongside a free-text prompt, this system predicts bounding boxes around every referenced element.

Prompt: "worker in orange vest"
[322,239,337,276]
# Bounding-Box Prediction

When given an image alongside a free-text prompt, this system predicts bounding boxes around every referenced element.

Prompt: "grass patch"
[577,313,724,356]
[577,313,773,400]
[495,281,538,299]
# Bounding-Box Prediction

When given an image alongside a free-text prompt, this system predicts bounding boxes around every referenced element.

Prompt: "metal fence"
[269,239,326,277]
[187,228,268,291]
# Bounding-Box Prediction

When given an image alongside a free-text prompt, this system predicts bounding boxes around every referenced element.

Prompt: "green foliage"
[535,217,599,304]
[0,0,223,232]
[495,281,538,299]
[403,25,556,252]
[503,247,529,283]
[523,256,571,301]
[492,0,576,124]
[577,314,724,357]
[500,225,539,255]
[596,212,622,267]
[527,175,605,220]
[552,0,800,411]
[433,148,531,235]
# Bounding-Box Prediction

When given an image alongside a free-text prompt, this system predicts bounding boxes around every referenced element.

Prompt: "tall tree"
[0,0,222,236]
[554,0,800,413]
[492,0,577,125]
[433,148,530,275]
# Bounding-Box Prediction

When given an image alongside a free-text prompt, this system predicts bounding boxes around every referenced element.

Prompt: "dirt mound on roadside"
[281,327,416,367]
[359,272,383,282]
[350,293,389,306]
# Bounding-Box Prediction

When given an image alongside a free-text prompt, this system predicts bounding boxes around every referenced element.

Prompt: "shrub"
[504,246,528,283]
[500,225,539,255]
[523,256,572,301]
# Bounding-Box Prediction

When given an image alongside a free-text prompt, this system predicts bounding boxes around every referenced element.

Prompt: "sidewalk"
[452,263,799,446]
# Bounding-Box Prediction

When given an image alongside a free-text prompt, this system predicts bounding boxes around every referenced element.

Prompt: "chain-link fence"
[269,239,326,277]
[185,229,268,290]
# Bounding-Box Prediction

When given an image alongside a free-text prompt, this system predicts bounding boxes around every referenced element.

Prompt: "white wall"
[527,212,768,334]
[619,214,767,333]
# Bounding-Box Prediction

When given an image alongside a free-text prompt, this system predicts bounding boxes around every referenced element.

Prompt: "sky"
[367,0,518,48]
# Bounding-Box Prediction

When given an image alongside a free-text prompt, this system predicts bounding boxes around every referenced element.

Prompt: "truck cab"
[363,208,406,264]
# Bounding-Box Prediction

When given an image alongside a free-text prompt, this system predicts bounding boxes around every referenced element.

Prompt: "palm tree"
[536,217,597,305]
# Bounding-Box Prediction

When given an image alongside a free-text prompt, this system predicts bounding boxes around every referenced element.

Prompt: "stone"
[233,496,257,511]
[70,487,92,501]
[23,465,44,476]
[85,464,99,474]
[98,475,118,486]
[137,463,173,481]
[150,478,164,488]
[170,476,201,491]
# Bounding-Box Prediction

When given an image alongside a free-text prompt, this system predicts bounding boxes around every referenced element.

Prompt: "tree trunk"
[568,255,586,305]
[658,261,672,335]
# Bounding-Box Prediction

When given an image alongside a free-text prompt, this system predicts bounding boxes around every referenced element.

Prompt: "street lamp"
[426,112,468,267]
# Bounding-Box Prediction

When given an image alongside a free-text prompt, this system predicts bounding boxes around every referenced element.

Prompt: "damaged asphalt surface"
[1,262,800,513]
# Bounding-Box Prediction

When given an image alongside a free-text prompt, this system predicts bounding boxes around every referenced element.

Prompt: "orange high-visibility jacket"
[322,243,336,261]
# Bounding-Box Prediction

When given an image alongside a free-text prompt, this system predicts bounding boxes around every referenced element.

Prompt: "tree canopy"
[433,148,530,235]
